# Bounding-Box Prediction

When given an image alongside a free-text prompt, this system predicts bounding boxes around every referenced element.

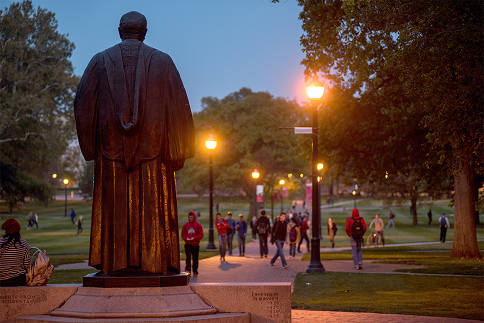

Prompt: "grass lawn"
[292,272,484,320]
[301,242,484,276]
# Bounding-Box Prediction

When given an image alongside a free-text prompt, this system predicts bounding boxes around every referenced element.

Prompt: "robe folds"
[74,41,195,274]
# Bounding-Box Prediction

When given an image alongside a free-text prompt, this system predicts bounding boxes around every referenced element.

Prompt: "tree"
[291,0,482,257]
[177,88,310,217]
[0,161,54,212]
[0,0,78,181]
[77,159,93,197]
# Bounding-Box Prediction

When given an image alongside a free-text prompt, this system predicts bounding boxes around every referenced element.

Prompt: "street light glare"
[307,77,325,99]
[252,169,260,179]
[279,179,285,185]
[317,163,324,170]
[63,179,69,185]
[205,134,217,149]
[307,86,325,99]
[52,174,57,179]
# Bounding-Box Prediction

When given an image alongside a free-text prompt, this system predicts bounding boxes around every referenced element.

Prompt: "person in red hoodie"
[181,211,204,276]
[345,208,367,270]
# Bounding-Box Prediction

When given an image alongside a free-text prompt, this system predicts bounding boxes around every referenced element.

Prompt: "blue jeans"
[218,234,226,258]
[238,234,246,255]
[226,234,234,255]
[350,236,363,268]
[387,219,395,228]
[270,239,287,267]
[375,230,385,246]
[259,234,268,256]
[289,243,296,257]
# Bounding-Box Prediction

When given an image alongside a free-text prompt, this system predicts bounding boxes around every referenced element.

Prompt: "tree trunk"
[451,146,481,258]
[411,194,418,225]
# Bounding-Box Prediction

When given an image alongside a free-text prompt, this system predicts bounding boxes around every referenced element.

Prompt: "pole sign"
[256,185,264,202]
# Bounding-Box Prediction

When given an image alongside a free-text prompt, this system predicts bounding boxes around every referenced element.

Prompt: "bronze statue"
[74,11,195,275]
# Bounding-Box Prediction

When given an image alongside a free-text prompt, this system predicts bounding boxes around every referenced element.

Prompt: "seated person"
[0,219,30,286]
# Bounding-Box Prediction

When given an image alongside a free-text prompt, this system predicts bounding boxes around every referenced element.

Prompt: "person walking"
[0,219,31,286]
[215,213,228,261]
[328,217,338,248]
[297,215,310,253]
[270,213,289,269]
[181,211,204,276]
[250,216,258,240]
[70,209,76,224]
[439,213,450,243]
[32,213,39,229]
[345,208,367,270]
[428,209,432,225]
[225,212,236,256]
[255,209,271,258]
[235,214,247,256]
[287,217,300,259]
[369,214,385,247]
[76,216,83,236]
[27,212,33,230]
[387,210,396,228]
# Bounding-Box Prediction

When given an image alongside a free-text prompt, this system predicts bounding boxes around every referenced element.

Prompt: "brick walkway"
[190,238,476,323]
[56,239,477,322]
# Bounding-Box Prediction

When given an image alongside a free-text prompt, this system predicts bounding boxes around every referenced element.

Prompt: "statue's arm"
[163,57,195,169]
[74,55,99,161]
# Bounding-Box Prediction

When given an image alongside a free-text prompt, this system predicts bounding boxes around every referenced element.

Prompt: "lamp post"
[279,179,285,214]
[63,178,69,218]
[306,77,326,273]
[317,163,323,240]
[353,178,357,208]
[52,174,57,200]
[252,169,260,218]
[206,135,218,251]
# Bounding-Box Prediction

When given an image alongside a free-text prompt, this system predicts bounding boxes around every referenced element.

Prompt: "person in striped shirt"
[0,219,30,286]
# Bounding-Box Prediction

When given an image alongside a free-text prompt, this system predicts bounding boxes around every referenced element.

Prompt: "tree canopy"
[290,0,483,257]
[0,0,78,177]
[0,0,78,208]
[177,88,311,216]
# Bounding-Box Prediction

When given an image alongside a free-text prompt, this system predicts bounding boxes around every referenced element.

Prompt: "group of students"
[215,212,248,261]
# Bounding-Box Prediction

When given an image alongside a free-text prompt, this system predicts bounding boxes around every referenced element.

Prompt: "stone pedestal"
[50,286,216,318]
[82,272,189,288]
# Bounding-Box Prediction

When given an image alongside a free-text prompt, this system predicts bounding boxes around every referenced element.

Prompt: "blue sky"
[10,0,310,112]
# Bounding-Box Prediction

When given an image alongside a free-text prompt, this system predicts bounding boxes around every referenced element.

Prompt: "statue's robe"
[74,39,195,274]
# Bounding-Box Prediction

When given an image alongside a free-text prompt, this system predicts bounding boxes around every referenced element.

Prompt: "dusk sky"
[8,0,310,112]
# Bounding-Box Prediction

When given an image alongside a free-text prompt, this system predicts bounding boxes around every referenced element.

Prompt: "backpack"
[351,217,364,239]
[226,223,233,235]
[258,221,267,235]
[440,217,446,226]
[289,227,297,242]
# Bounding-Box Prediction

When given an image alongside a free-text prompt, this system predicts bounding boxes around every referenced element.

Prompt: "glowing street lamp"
[52,174,57,179]
[63,178,69,218]
[279,179,285,214]
[252,169,260,218]
[206,135,217,251]
[317,163,324,240]
[306,77,325,274]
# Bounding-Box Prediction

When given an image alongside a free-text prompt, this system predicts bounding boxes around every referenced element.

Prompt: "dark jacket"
[255,216,270,236]
[271,220,288,241]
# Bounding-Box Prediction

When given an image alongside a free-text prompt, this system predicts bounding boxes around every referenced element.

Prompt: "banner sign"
[306,181,312,203]
[282,187,289,198]
[257,185,264,202]
[274,190,280,202]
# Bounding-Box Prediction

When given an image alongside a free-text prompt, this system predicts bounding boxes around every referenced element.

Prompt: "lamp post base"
[306,238,325,273]
[206,228,218,251]
[205,243,217,251]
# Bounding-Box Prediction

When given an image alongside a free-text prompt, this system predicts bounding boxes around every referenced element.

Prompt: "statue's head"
[118,11,147,41]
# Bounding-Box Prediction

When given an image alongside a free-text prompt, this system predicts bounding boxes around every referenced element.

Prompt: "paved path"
[56,239,478,322]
